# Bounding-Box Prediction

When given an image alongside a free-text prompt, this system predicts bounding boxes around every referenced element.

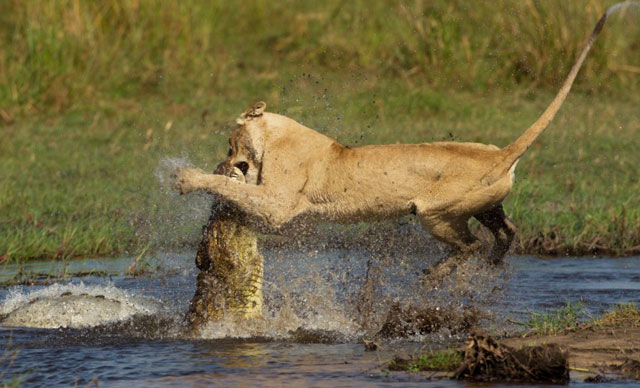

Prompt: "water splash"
[0,282,163,329]
[0,247,509,342]
[194,256,364,340]
[155,156,212,225]
[155,157,192,189]
[133,157,213,252]
[190,248,509,342]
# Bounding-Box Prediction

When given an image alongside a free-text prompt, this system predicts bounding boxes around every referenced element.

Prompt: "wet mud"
[453,331,569,383]
[502,321,640,381]
[390,326,640,383]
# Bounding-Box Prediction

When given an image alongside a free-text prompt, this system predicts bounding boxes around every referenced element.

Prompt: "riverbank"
[390,303,640,382]
[502,321,640,380]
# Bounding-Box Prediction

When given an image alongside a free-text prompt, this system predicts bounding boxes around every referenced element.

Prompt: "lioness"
[174,10,615,269]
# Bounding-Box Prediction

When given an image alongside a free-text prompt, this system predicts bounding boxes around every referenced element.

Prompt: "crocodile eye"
[234,161,249,175]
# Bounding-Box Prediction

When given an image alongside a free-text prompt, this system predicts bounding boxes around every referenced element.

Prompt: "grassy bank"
[1,0,639,261]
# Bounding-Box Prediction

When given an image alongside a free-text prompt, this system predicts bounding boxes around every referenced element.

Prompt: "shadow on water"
[1,250,640,387]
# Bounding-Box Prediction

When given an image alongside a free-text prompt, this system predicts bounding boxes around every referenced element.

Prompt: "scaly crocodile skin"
[186,166,263,330]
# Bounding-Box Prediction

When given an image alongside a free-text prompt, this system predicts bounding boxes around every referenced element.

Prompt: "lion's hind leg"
[473,204,516,265]
[417,214,483,284]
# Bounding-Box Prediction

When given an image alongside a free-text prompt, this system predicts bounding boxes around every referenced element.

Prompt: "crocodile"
[186,164,263,331]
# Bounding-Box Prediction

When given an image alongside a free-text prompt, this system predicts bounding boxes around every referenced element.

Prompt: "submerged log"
[186,165,263,331]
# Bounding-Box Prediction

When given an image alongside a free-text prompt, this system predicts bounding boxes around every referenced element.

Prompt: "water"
[1,252,639,387]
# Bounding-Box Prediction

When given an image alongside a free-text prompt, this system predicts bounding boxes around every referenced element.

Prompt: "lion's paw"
[172,167,206,195]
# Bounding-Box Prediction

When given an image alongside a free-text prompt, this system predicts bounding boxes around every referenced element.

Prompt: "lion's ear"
[250,101,266,116]
[237,101,267,125]
[244,101,266,117]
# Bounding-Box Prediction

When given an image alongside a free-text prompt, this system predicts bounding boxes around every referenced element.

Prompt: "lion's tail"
[487,9,612,182]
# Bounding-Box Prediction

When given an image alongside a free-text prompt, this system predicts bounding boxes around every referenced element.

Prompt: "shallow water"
[1,251,639,387]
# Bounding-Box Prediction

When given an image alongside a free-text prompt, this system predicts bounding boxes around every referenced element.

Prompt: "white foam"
[0,282,162,329]
[196,287,362,340]
[196,310,360,340]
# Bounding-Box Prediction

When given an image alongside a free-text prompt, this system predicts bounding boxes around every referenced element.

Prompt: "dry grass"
[596,302,640,327]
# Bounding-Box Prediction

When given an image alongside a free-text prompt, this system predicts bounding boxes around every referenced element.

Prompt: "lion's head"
[222,101,267,185]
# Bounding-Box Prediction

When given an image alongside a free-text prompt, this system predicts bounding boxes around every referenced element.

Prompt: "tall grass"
[1,0,639,115]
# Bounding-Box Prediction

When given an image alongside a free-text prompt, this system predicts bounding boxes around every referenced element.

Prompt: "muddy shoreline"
[389,309,640,383]
[501,325,640,381]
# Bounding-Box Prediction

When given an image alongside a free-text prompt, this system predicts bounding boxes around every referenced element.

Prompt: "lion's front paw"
[172,167,206,195]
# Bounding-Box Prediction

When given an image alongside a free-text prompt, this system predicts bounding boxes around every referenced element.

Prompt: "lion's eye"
[227,148,233,157]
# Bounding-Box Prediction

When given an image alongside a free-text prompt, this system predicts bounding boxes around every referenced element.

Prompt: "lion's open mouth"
[229,166,246,183]
[234,161,249,176]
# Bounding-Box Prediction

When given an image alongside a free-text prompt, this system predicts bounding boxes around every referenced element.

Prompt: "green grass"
[388,349,463,373]
[0,1,639,261]
[1,0,639,115]
[524,301,587,335]
[522,301,639,335]
[408,349,463,372]
[1,79,639,261]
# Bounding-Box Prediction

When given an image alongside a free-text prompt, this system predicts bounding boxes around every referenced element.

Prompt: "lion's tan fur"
[174,11,612,267]
[176,104,515,261]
